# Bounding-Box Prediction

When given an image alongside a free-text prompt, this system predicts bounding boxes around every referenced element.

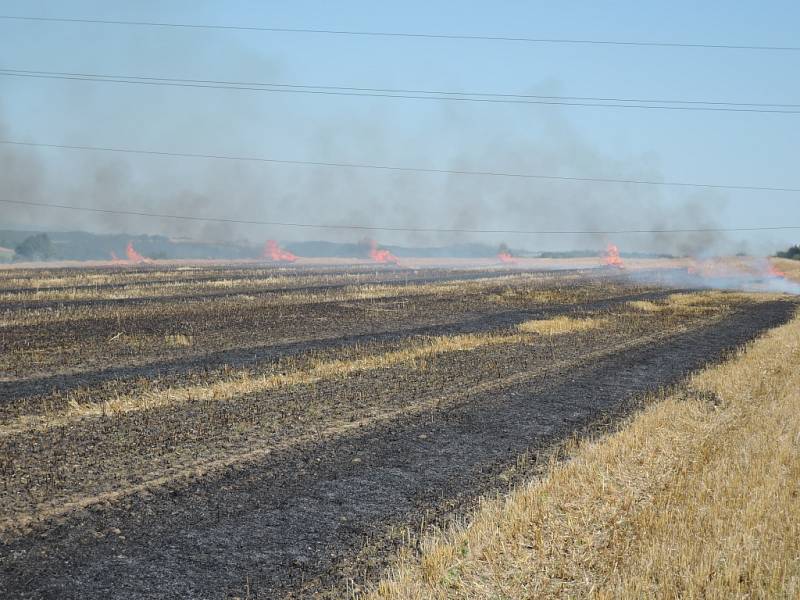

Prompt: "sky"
[0,1,798,254]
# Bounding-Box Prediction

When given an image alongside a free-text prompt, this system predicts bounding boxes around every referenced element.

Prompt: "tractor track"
[0,268,599,312]
[0,267,592,296]
[1,288,684,403]
[0,299,793,599]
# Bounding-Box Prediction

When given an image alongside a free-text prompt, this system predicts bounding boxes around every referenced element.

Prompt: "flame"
[366,238,400,265]
[604,244,624,268]
[767,264,785,278]
[125,242,149,263]
[497,251,516,264]
[687,257,789,284]
[497,243,517,265]
[264,240,297,263]
[110,250,122,262]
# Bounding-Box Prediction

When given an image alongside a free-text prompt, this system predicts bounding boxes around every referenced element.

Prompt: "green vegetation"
[14,233,54,261]
[776,245,800,260]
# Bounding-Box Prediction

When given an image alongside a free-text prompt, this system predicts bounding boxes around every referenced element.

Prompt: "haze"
[1,1,798,255]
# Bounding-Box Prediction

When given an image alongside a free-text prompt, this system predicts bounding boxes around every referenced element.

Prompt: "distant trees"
[14,233,55,261]
[776,245,800,260]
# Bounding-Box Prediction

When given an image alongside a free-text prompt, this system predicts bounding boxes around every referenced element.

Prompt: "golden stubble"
[369,308,800,600]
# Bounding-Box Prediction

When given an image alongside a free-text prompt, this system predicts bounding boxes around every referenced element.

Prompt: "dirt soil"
[0,264,795,599]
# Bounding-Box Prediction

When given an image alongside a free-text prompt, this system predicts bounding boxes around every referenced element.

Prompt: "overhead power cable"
[1,68,797,114]
[0,69,800,114]
[0,15,798,52]
[0,139,800,193]
[2,139,799,194]
[2,198,798,235]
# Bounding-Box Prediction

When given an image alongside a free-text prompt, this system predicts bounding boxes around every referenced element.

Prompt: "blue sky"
[0,1,797,253]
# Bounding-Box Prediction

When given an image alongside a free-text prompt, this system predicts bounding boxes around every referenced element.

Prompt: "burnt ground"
[0,267,577,311]
[0,286,682,403]
[0,265,796,599]
[2,267,605,378]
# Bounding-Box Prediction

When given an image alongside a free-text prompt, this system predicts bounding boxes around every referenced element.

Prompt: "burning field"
[0,260,798,598]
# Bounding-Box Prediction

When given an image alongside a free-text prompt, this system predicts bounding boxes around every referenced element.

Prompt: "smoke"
[625,255,800,296]
[0,60,791,258]
[0,118,46,227]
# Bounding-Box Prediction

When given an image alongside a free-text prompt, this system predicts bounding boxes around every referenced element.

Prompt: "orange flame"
[264,240,297,263]
[688,257,786,281]
[768,264,785,278]
[366,238,400,265]
[498,252,517,265]
[125,242,149,263]
[604,244,624,268]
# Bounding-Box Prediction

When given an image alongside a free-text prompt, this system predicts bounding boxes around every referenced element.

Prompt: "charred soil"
[0,265,795,599]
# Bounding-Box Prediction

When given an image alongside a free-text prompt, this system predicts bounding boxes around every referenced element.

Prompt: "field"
[0,261,797,598]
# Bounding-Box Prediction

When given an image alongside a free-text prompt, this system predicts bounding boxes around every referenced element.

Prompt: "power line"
[3,198,798,236]
[3,139,799,194]
[7,68,798,107]
[6,139,800,193]
[2,68,798,114]
[1,15,798,52]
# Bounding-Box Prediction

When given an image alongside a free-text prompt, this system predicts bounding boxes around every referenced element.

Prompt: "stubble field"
[0,262,796,598]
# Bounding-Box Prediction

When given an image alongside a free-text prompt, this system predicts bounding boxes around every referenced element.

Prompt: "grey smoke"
[0,71,788,257]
